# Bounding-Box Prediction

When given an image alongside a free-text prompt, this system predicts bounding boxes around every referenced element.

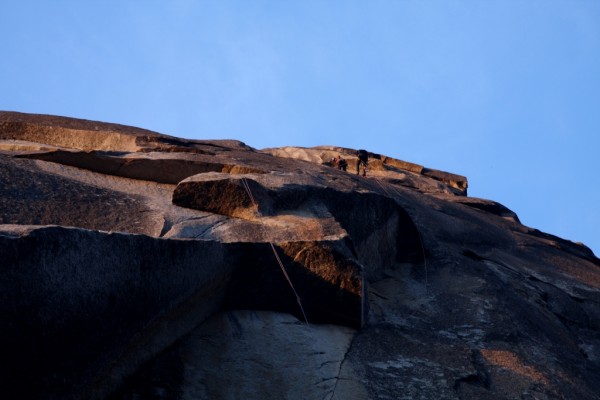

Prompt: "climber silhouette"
[356,149,368,176]
[337,155,348,171]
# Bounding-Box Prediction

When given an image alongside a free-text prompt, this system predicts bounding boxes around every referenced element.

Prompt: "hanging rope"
[241,178,309,326]
[241,178,257,208]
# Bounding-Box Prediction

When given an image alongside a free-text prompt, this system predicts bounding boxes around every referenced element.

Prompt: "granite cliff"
[1,111,598,400]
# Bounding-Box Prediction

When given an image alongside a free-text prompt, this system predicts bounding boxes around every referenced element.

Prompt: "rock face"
[1,111,599,400]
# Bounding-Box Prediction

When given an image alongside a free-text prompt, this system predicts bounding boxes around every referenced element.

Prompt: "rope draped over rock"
[241,177,310,326]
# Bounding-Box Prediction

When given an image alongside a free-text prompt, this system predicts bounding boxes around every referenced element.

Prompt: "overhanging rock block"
[173,173,425,279]
[173,173,272,218]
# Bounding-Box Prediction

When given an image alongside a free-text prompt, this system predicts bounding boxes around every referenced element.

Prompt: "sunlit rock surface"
[1,111,599,400]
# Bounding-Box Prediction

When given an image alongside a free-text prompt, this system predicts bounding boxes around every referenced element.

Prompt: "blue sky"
[2,1,599,255]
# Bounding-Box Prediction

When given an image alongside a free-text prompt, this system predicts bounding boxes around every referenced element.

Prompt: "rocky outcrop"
[264,145,468,195]
[1,111,599,400]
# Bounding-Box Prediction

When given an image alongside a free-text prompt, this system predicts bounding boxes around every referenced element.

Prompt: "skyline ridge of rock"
[1,111,598,400]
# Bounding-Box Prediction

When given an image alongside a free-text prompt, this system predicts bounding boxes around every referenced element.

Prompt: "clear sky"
[2,1,599,256]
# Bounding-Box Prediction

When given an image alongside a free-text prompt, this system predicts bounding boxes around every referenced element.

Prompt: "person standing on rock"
[337,155,348,171]
[356,149,368,176]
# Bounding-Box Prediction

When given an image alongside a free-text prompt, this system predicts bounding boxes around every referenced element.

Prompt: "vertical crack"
[325,331,359,400]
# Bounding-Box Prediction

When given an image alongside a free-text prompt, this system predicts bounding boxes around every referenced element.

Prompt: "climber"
[356,149,368,176]
[337,155,348,171]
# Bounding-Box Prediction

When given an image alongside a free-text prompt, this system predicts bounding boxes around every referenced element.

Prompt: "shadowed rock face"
[1,111,599,400]
[0,226,233,399]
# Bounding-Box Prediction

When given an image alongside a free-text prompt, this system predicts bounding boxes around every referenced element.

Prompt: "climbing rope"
[241,178,257,208]
[241,178,309,326]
